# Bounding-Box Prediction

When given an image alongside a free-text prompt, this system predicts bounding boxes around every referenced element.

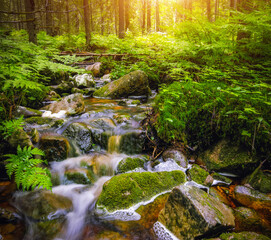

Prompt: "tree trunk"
[119,0,125,38]
[142,0,146,34]
[215,0,219,21]
[24,0,37,44]
[207,0,211,21]
[114,0,118,35]
[125,0,130,31]
[45,0,53,35]
[66,0,70,34]
[155,0,160,31]
[147,0,151,33]
[83,0,91,47]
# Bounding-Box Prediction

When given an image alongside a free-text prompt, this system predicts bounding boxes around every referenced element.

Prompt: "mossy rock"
[188,164,210,186]
[42,93,85,116]
[118,131,145,154]
[96,171,186,212]
[25,117,64,128]
[159,185,235,240]
[8,129,33,149]
[65,170,92,185]
[39,134,70,162]
[200,139,258,175]
[36,218,65,240]
[93,70,151,99]
[13,106,42,118]
[15,190,72,220]
[63,122,93,153]
[234,207,271,235]
[233,186,271,215]
[245,166,271,193]
[116,156,148,174]
[217,231,271,240]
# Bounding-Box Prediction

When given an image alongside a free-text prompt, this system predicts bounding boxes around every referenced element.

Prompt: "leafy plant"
[5,145,52,191]
[0,115,24,139]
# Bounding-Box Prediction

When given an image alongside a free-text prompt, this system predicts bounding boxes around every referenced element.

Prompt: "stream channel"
[12,88,186,240]
[5,75,237,240]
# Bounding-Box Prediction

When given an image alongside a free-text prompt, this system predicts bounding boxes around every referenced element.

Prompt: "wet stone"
[158,185,235,240]
[162,149,188,168]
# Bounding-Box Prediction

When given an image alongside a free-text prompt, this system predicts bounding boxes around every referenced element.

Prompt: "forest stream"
[1,72,271,240]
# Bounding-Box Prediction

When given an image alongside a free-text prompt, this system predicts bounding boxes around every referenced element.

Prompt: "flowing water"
[14,94,178,240]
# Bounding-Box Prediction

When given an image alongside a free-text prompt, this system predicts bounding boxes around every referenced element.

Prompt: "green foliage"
[154,80,271,156]
[0,115,24,139]
[5,145,52,191]
[0,30,84,119]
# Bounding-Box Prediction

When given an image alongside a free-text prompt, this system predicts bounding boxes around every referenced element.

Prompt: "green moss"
[246,167,271,193]
[201,140,258,174]
[25,117,64,127]
[189,164,209,185]
[116,157,146,174]
[96,170,186,212]
[65,172,92,184]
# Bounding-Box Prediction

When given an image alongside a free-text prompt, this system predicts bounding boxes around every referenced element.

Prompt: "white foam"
[42,110,67,119]
[153,221,179,240]
[154,160,186,173]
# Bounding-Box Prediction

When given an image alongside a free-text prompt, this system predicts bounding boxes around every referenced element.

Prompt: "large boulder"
[73,74,95,88]
[86,62,102,77]
[93,70,151,99]
[234,207,271,236]
[95,171,186,213]
[39,134,70,161]
[8,129,33,149]
[233,186,271,216]
[63,122,94,153]
[42,93,85,116]
[199,139,258,175]
[118,131,145,154]
[162,149,188,168]
[14,190,72,240]
[13,106,42,118]
[158,185,235,239]
[14,190,72,220]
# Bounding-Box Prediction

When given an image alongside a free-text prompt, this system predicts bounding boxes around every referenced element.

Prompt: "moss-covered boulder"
[234,207,271,236]
[233,186,271,216]
[217,231,271,240]
[116,156,148,174]
[158,185,235,240]
[118,131,145,154]
[244,166,271,193]
[64,169,93,185]
[25,117,64,128]
[162,149,188,168]
[39,134,70,161]
[199,139,258,175]
[63,122,93,153]
[14,190,72,240]
[96,171,186,213]
[13,106,42,118]
[93,70,151,99]
[7,128,33,150]
[188,164,212,186]
[15,190,72,220]
[42,93,85,116]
